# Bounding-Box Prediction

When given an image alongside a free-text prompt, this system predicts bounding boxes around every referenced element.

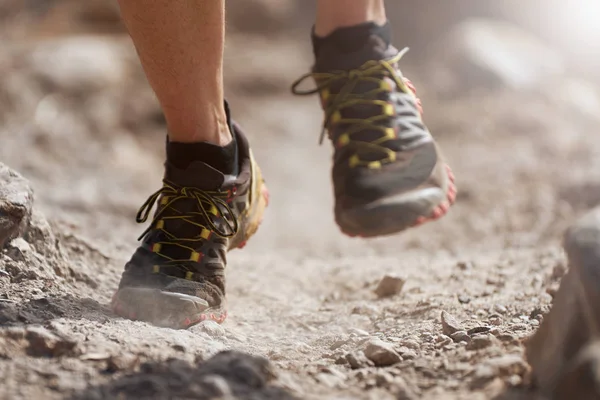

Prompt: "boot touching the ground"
[112,109,268,329]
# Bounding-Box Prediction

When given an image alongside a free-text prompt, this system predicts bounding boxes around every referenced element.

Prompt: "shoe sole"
[111,287,226,329]
[111,180,269,329]
[526,206,600,396]
[336,164,456,238]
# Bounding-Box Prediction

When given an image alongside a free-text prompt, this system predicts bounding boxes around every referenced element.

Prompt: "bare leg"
[315,0,387,37]
[116,0,230,145]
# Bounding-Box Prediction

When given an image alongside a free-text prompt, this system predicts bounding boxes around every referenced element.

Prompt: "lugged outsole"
[338,164,456,238]
[111,288,227,329]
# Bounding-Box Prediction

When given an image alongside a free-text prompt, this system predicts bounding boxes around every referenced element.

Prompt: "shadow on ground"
[70,351,300,400]
[0,295,112,326]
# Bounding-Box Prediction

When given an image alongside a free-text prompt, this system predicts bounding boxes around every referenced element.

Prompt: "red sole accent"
[111,296,228,329]
[410,164,456,228]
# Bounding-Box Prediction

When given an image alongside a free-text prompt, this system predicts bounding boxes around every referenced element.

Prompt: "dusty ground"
[2,2,600,399]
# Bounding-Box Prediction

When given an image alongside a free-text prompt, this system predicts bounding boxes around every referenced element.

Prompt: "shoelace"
[135,183,238,260]
[291,48,421,149]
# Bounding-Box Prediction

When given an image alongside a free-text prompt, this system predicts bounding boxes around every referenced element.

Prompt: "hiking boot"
[112,120,268,329]
[292,23,456,237]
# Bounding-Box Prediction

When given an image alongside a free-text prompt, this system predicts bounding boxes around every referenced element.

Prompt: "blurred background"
[1,0,600,256]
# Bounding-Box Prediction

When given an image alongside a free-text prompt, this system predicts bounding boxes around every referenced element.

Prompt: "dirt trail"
[2,3,600,400]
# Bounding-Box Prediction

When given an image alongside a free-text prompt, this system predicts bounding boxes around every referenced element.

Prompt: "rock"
[494,304,508,314]
[0,164,34,249]
[467,326,491,336]
[466,334,495,351]
[374,274,406,298]
[348,328,370,337]
[432,18,565,93]
[526,206,600,398]
[345,351,373,369]
[364,339,402,367]
[456,261,472,270]
[457,294,471,304]
[25,326,77,357]
[450,331,470,343]
[196,321,226,338]
[441,311,463,335]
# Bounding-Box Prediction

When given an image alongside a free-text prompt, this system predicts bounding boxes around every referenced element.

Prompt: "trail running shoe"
[292,24,456,237]
[112,122,268,329]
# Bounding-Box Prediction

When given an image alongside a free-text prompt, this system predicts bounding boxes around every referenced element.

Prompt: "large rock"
[526,206,600,398]
[0,163,34,249]
[431,18,565,94]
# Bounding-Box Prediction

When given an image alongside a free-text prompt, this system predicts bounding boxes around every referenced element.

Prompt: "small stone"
[374,274,406,298]
[196,321,226,338]
[497,333,518,343]
[494,304,508,314]
[80,353,110,361]
[468,326,491,336]
[450,331,471,343]
[441,311,463,335]
[364,339,402,367]
[458,295,471,304]
[348,328,370,337]
[345,351,373,369]
[456,261,472,270]
[466,334,494,350]
[529,319,540,327]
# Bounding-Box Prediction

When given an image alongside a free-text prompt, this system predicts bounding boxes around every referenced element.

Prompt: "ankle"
[165,103,232,146]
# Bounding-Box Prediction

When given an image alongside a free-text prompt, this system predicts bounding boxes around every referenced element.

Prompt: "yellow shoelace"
[291,48,411,151]
[135,183,238,261]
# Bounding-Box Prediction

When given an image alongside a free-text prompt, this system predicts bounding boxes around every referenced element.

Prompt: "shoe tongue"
[164,160,227,190]
[312,23,397,72]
